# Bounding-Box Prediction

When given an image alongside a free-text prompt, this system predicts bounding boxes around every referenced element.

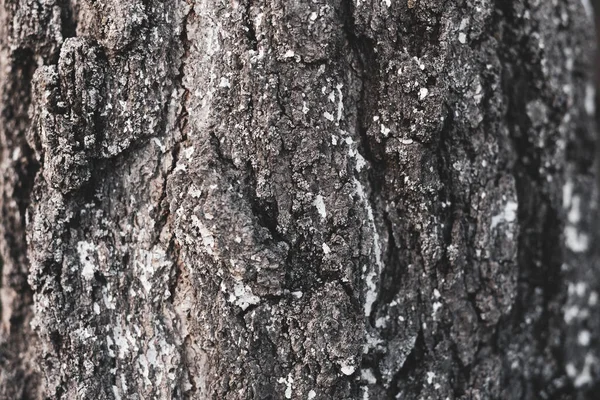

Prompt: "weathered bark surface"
[0,0,598,399]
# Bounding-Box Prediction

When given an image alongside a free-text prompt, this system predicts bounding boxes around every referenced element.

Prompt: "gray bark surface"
[0,0,598,399]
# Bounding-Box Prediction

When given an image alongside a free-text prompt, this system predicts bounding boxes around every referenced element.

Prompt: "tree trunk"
[0,0,598,399]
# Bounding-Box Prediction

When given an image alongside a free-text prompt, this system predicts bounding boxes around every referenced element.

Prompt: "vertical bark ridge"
[19,0,191,397]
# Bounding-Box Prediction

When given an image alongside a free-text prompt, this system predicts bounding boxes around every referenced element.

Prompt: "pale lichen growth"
[228,282,260,310]
[277,374,294,399]
[490,200,518,230]
[77,241,96,281]
[313,195,327,220]
[353,177,383,316]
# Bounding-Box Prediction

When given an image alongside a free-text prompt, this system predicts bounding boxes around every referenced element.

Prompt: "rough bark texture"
[0,0,598,399]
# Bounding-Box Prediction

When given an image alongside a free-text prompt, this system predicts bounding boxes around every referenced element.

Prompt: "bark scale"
[0,0,598,399]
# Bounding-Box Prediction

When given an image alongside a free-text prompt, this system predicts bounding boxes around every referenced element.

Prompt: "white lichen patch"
[566,363,577,378]
[563,180,574,207]
[490,200,518,230]
[107,335,116,358]
[277,374,294,399]
[353,177,383,316]
[362,387,370,400]
[564,304,589,324]
[568,195,581,224]
[183,145,195,160]
[565,226,589,253]
[581,0,594,18]
[363,268,378,318]
[346,136,367,172]
[563,181,589,253]
[336,83,344,122]
[136,246,172,294]
[103,284,116,310]
[585,83,595,116]
[135,336,178,388]
[313,195,327,220]
[573,354,596,387]
[578,330,591,346]
[589,291,598,306]
[218,77,230,88]
[229,282,260,310]
[152,137,166,153]
[426,371,436,385]
[355,152,366,172]
[112,323,134,359]
[569,281,587,297]
[73,326,94,341]
[328,91,336,103]
[112,386,122,400]
[361,368,377,384]
[191,215,216,254]
[138,353,151,385]
[374,316,387,328]
[77,241,96,281]
[380,124,390,136]
[187,184,202,198]
[339,359,356,376]
[564,306,578,324]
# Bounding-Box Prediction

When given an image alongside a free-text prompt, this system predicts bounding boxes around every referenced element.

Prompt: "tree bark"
[0,0,598,399]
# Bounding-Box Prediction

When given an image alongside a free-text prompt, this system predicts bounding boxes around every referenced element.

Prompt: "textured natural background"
[0,0,599,399]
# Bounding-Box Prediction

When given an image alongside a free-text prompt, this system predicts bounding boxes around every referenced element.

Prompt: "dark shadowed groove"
[385,330,425,399]
[58,0,77,40]
[164,5,196,398]
[340,0,386,316]
[339,2,425,397]
[2,48,40,261]
[243,0,258,51]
